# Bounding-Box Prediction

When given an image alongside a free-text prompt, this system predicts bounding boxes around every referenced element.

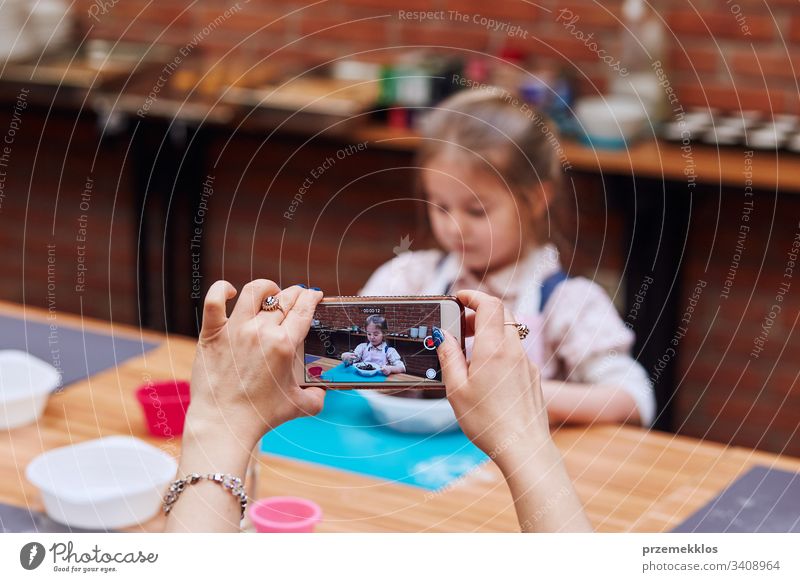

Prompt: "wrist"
[178,432,254,481]
[181,411,261,468]
[492,432,562,477]
[184,399,265,445]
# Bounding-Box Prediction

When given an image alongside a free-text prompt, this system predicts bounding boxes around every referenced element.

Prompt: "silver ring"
[504,321,529,340]
[261,295,283,313]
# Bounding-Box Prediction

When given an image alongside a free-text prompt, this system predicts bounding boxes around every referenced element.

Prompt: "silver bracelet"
[163,473,248,520]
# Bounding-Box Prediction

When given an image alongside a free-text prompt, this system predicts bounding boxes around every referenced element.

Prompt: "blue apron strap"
[539,270,569,312]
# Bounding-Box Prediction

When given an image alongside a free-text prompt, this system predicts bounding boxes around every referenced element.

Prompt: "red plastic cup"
[249,497,322,533]
[307,366,323,379]
[135,380,191,438]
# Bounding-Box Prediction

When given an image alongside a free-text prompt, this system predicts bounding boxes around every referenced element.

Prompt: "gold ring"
[261,295,283,313]
[504,321,529,340]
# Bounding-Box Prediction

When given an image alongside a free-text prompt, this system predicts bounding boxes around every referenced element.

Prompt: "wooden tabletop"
[2,300,799,532]
[308,355,425,384]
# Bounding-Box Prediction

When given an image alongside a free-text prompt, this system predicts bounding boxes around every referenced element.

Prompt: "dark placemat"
[0,502,113,533]
[673,465,800,533]
[0,314,158,389]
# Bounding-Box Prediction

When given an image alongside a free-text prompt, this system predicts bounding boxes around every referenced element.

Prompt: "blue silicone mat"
[320,362,388,383]
[0,314,158,390]
[261,389,487,490]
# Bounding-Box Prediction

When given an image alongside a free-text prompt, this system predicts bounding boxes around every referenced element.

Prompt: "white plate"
[0,350,60,429]
[26,436,177,529]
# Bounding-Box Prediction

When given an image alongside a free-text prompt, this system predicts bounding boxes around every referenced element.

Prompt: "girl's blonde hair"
[365,314,387,331]
[415,88,572,257]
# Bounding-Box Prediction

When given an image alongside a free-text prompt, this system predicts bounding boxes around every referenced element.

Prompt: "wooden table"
[2,300,799,532]
[308,355,429,384]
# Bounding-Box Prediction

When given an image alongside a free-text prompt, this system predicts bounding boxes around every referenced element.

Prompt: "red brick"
[442,0,539,22]
[667,9,776,41]
[674,81,789,114]
[527,32,619,63]
[298,15,391,44]
[342,0,434,12]
[398,24,491,51]
[729,48,800,80]
[668,45,718,74]
[550,3,623,30]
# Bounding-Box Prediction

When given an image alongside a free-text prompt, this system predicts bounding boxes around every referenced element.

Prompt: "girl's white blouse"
[359,245,656,426]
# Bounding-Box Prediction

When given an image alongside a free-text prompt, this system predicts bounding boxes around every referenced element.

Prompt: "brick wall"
[676,185,800,456]
[2,104,798,455]
[0,106,138,324]
[313,302,441,334]
[71,0,800,115]
[1,0,798,457]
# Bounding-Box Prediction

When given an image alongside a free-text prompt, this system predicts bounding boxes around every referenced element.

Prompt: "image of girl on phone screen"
[342,315,406,376]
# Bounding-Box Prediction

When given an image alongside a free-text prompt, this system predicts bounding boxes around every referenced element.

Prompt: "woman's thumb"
[436,329,468,393]
[200,280,236,339]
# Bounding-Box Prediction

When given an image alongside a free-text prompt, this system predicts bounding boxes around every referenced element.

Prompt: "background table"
[2,300,799,532]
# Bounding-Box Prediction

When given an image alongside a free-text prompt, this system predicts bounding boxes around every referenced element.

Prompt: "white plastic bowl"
[353,363,380,377]
[26,436,177,529]
[359,390,458,434]
[0,350,60,429]
[575,96,648,147]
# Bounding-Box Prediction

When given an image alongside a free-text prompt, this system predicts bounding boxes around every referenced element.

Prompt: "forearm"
[543,381,640,425]
[497,440,592,533]
[164,416,258,533]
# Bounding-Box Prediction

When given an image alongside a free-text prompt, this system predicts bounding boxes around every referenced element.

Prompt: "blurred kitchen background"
[0,0,798,454]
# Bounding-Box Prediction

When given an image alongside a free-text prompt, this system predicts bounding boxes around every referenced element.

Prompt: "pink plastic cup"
[135,380,191,438]
[249,497,322,533]
[307,366,323,379]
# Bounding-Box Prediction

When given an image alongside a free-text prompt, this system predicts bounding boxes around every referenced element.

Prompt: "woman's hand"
[436,290,549,463]
[436,289,591,532]
[165,279,325,532]
[187,279,326,449]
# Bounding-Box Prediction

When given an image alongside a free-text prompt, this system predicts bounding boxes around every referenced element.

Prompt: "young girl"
[359,89,656,426]
[342,314,406,376]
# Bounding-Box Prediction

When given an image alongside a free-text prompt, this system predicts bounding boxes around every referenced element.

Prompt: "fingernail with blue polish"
[311,286,321,291]
[295,284,308,288]
[432,327,445,348]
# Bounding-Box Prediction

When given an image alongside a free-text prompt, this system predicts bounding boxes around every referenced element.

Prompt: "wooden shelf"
[351,124,800,193]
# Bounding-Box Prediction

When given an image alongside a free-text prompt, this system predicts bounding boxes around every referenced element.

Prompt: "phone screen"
[304,301,444,384]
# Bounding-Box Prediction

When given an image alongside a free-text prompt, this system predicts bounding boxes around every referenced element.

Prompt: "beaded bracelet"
[163,473,248,520]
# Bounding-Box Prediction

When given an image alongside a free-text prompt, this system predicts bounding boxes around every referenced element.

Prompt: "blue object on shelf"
[579,133,629,150]
[261,389,487,490]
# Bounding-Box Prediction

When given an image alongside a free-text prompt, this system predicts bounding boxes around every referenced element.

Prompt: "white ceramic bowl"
[574,96,648,146]
[359,390,458,434]
[353,362,380,377]
[26,436,177,529]
[0,350,60,429]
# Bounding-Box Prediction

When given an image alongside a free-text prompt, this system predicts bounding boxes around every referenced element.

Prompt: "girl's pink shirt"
[358,245,656,426]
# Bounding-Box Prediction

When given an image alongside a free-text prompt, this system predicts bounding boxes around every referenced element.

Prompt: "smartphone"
[298,296,465,389]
